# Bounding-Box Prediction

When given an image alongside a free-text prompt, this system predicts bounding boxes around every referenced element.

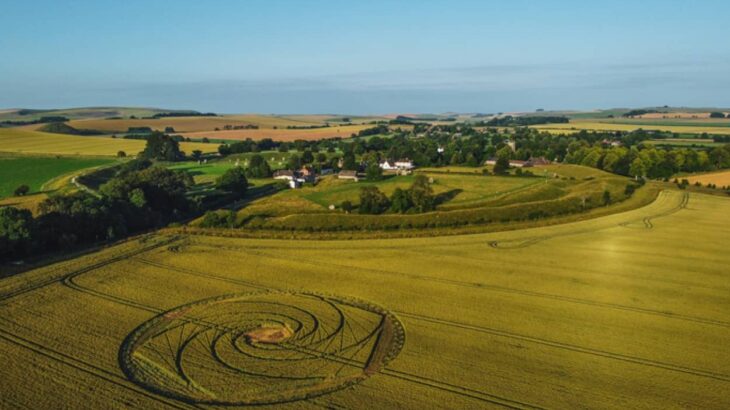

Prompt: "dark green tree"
[216,167,249,196]
[288,154,302,170]
[358,186,389,214]
[365,162,383,181]
[342,151,357,170]
[246,154,273,178]
[140,131,183,161]
[0,207,34,261]
[409,174,435,212]
[389,187,413,213]
[603,190,612,205]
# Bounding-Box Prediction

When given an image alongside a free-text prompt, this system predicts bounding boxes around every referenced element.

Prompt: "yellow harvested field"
[66,115,328,133]
[534,120,730,135]
[0,128,217,156]
[181,124,374,141]
[0,193,48,215]
[1,191,729,408]
[686,170,730,187]
[637,112,726,119]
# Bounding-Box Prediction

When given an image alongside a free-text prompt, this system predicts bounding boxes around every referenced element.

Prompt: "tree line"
[0,162,194,263]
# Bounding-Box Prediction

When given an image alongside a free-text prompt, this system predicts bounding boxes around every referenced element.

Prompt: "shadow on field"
[435,189,463,206]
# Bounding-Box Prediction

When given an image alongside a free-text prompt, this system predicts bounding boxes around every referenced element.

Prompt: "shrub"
[14,185,30,196]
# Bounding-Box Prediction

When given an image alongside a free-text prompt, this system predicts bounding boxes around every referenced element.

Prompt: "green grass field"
[1,190,728,408]
[0,156,115,198]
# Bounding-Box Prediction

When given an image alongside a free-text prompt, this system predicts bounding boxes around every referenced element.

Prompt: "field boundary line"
[489,192,689,248]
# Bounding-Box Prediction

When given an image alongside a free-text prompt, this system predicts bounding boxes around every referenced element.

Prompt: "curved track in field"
[119,291,405,406]
[486,191,689,249]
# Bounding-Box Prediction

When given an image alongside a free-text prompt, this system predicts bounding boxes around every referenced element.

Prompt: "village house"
[379,159,415,171]
[273,169,311,188]
[526,157,552,166]
[602,139,623,147]
[273,169,295,181]
[484,156,551,168]
[298,166,316,183]
[338,170,359,182]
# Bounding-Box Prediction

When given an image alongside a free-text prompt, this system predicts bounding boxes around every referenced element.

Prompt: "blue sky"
[1,0,729,113]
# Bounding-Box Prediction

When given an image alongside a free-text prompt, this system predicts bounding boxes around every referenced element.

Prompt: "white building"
[380,159,415,171]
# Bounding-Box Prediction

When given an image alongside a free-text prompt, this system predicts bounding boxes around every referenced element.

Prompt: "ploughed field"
[1,190,728,408]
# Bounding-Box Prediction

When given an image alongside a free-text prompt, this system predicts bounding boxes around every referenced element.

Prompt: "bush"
[624,184,636,196]
[200,210,237,228]
[14,185,30,196]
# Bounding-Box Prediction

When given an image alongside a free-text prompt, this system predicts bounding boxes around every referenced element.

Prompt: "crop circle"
[119,291,405,405]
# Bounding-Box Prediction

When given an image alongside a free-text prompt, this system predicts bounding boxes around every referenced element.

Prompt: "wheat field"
[0,128,218,156]
[0,190,728,408]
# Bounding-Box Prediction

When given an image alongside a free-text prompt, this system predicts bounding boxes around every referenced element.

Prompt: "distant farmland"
[67,115,383,132]
[686,170,730,187]
[180,124,376,141]
[0,128,218,157]
[534,119,730,135]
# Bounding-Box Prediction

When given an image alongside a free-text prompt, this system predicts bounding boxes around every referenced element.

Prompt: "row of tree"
[0,163,195,262]
[565,144,730,179]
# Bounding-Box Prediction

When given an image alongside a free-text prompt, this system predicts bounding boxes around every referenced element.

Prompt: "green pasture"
[0,155,115,198]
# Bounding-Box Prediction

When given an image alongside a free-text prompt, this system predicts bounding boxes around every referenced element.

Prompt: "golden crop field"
[1,190,728,408]
[66,115,327,134]
[180,124,374,142]
[0,128,218,156]
[534,119,730,135]
[636,112,726,119]
[65,115,386,135]
[0,193,48,215]
[686,170,730,187]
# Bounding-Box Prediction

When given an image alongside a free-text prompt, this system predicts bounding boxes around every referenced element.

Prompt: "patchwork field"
[534,119,730,135]
[0,190,728,408]
[0,128,218,157]
[0,156,115,198]
[685,170,730,187]
[65,116,316,134]
[179,124,375,142]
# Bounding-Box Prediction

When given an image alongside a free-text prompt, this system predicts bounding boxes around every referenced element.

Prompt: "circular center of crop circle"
[119,291,405,405]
